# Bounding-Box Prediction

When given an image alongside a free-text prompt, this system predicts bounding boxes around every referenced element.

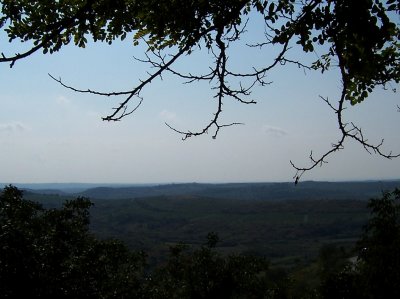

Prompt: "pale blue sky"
[1,15,399,184]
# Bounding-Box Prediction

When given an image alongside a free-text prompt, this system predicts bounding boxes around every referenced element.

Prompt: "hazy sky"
[1,15,399,184]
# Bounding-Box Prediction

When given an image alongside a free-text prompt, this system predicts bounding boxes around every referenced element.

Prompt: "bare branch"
[1,43,45,68]
[103,47,188,121]
[166,121,244,140]
[228,41,291,79]
[50,46,189,121]
[164,26,252,139]
[138,49,215,83]
[291,43,400,183]
[49,74,134,97]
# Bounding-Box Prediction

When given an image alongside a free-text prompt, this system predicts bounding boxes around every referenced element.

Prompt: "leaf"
[269,2,275,17]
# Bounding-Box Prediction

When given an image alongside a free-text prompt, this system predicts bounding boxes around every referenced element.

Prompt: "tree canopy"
[0,186,289,298]
[2,186,400,298]
[1,0,399,180]
[0,185,146,298]
[320,188,400,299]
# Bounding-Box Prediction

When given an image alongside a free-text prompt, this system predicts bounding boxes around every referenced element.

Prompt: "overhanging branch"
[290,45,400,183]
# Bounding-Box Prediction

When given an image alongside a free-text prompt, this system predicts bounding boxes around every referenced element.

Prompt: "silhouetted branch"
[104,47,190,121]
[48,74,134,96]
[50,46,189,121]
[291,43,400,183]
[1,44,45,68]
[165,27,249,139]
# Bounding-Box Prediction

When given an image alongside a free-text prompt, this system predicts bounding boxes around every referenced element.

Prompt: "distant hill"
[3,180,399,201]
[77,180,400,201]
[0,183,155,194]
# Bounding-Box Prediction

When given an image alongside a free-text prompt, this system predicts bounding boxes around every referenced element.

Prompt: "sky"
[1,14,399,184]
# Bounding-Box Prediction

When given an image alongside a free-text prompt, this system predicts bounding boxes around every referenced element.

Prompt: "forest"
[1,182,400,298]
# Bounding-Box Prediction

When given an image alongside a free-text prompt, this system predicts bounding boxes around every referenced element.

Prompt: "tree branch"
[165,25,258,139]
[48,74,134,97]
[1,43,45,68]
[291,39,400,183]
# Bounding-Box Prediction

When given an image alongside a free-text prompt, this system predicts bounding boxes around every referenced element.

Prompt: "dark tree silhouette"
[0,186,146,298]
[320,189,400,299]
[0,186,291,298]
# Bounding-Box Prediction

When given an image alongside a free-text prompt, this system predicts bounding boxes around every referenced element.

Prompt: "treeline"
[75,181,400,200]
[1,186,399,298]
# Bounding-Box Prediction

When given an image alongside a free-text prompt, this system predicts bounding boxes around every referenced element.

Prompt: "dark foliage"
[0,185,146,298]
[0,186,290,298]
[2,186,400,298]
[320,189,400,299]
